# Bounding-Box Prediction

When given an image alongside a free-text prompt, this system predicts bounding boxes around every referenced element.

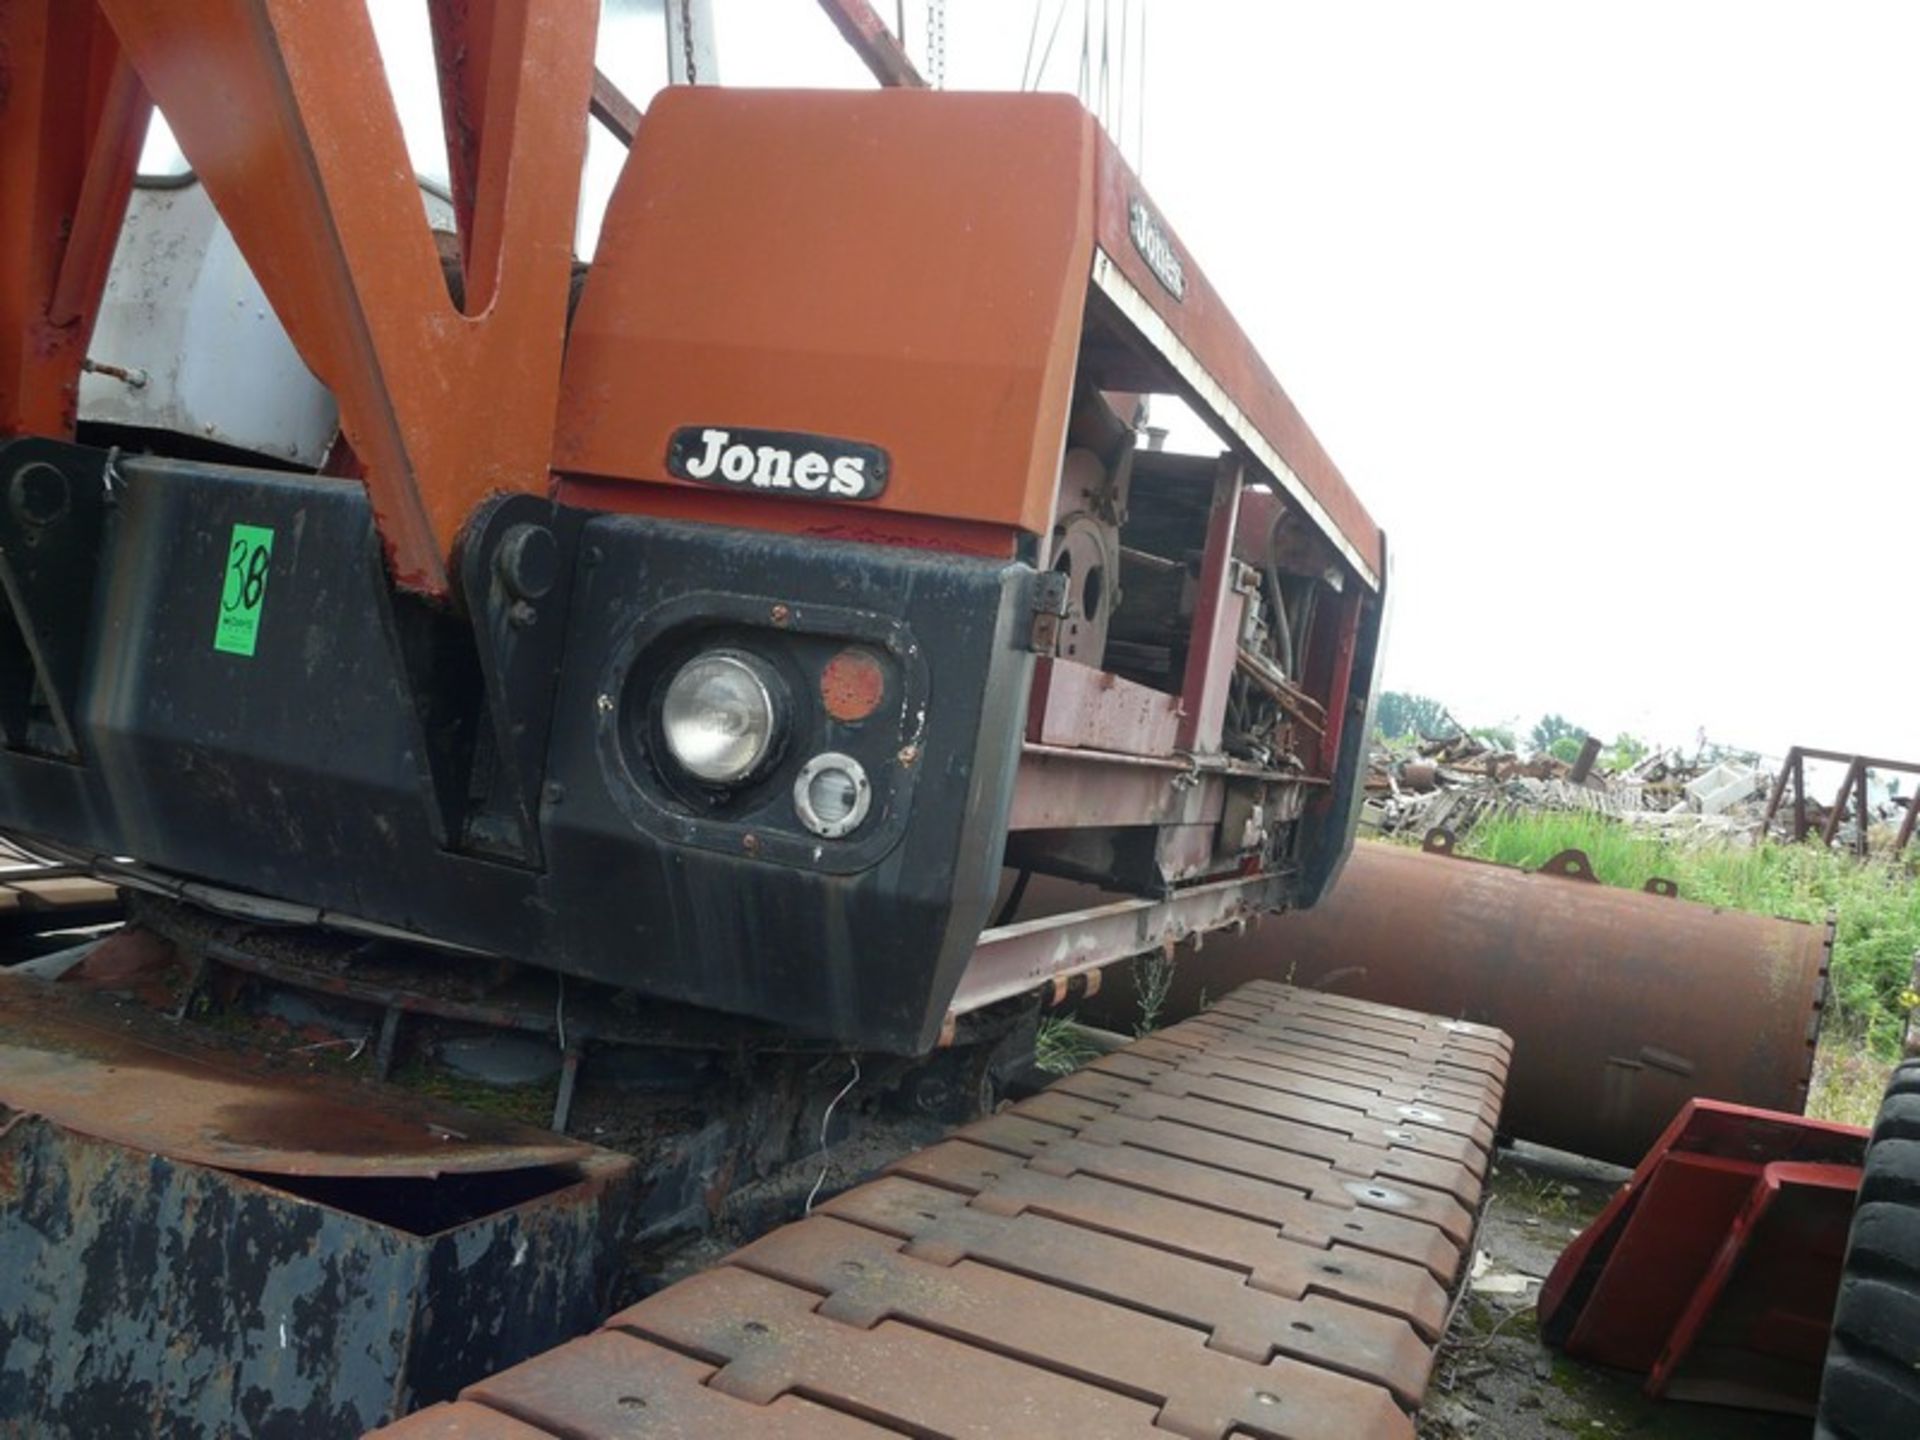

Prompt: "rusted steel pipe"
[1056,838,1830,1167]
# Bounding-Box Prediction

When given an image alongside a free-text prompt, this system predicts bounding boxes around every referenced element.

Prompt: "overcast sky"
[370,2,1919,760]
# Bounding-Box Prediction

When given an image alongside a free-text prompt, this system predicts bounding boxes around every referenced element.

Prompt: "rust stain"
[0,972,587,1179]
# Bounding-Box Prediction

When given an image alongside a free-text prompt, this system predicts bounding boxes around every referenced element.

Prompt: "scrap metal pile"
[1363,731,1647,839]
[1365,732,1920,856]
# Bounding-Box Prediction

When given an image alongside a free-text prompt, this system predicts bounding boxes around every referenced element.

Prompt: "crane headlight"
[659,651,782,785]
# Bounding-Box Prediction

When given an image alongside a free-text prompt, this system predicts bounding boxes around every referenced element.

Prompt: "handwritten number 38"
[224,538,269,612]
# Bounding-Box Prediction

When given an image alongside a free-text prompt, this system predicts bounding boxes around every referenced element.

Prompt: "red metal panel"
[1177,458,1245,753]
[0,2,148,440]
[1309,585,1364,780]
[554,90,1383,586]
[1649,1160,1858,1414]
[950,873,1278,1015]
[554,88,1095,545]
[1027,657,1183,755]
[1562,1152,1761,1369]
[1541,1098,1866,1419]
[1008,745,1230,829]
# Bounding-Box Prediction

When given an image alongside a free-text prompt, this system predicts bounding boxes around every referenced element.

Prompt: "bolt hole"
[1291,1321,1315,1333]
[1322,1264,1344,1276]
[743,1321,769,1336]
[617,1395,647,1410]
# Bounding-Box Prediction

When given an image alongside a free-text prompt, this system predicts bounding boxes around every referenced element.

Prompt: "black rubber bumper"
[0,440,1037,1052]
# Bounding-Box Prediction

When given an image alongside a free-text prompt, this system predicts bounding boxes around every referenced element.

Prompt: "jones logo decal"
[214,522,274,657]
[667,427,889,501]
[1128,197,1186,300]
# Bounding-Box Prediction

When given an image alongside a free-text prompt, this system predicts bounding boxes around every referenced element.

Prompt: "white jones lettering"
[753,446,794,488]
[669,426,886,501]
[793,453,829,491]
[1128,198,1186,299]
[682,427,730,479]
[828,456,867,497]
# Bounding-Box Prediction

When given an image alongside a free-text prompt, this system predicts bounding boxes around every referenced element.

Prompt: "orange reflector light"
[820,647,886,723]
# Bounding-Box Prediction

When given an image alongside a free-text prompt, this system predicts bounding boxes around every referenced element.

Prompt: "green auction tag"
[214,522,275,657]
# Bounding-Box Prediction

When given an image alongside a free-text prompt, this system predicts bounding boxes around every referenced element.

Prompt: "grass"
[1033,1015,1103,1076]
[1808,1040,1898,1129]
[391,1054,558,1127]
[1453,812,1920,1118]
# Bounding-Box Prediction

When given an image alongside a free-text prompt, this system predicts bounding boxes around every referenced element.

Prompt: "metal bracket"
[0,439,111,760]
[1537,848,1600,884]
[1025,569,1070,653]
[456,493,586,865]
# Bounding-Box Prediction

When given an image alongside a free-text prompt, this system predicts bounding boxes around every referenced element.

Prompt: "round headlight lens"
[660,652,779,784]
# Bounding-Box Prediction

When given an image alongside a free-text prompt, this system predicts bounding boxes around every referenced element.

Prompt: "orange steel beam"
[590,70,644,145]
[94,0,598,597]
[815,0,927,88]
[0,2,150,440]
[428,0,502,282]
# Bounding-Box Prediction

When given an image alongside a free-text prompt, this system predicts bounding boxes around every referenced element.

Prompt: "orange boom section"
[554,87,1384,588]
[87,0,598,596]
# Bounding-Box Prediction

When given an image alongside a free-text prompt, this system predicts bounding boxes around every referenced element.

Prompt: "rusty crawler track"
[374,982,1512,1439]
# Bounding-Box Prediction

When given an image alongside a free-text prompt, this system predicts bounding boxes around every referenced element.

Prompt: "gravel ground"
[1421,1143,1814,1440]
